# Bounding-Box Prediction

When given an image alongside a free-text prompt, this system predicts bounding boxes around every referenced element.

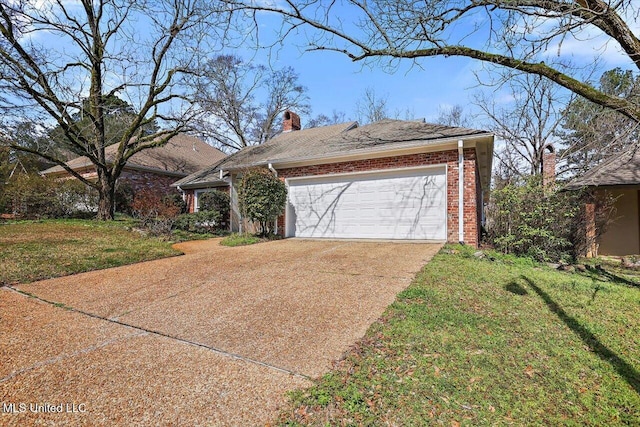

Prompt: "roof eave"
[41,163,189,178]
[564,182,640,191]
[222,133,494,171]
[172,179,229,189]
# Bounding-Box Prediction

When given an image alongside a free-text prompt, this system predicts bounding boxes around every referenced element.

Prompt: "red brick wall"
[118,170,180,198]
[276,149,480,246]
[184,190,196,213]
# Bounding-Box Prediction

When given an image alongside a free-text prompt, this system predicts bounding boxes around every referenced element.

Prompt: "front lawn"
[0,219,182,285]
[279,245,640,426]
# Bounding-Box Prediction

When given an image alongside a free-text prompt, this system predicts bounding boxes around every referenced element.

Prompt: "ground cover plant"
[0,219,182,285]
[220,233,270,247]
[278,245,640,426]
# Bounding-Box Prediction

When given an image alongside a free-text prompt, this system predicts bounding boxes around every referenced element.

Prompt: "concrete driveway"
[1,239,440,425]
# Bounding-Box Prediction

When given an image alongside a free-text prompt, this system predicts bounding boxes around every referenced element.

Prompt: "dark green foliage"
[48,95,158,154]
[174,210,221,234]
[197,190,230,223]
[237,168,287,236]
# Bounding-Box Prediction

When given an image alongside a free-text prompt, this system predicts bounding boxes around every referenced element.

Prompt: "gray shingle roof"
[41,134,226,177]
[565,146,640,189]
[174,119,491,188]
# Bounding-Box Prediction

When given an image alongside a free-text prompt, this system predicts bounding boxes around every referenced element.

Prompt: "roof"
[565,146,640,190]
[174,119,493,188]
[41,134,226,177]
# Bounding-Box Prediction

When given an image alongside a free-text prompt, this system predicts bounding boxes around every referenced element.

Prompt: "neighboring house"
[566,146,640,256]
[174,111,494,246]
[41,134,226,198]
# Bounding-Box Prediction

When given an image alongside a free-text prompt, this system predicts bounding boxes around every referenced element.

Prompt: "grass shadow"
[505,280,529,295]
[579,265,640,289]
[522,275,640,395]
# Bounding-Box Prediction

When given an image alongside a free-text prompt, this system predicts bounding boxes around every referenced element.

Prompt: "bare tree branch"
[224,0,640,122]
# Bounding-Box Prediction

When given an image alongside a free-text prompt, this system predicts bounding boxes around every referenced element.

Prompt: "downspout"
[176,185,187,211]
[268,163,278,234]
[458,140,464,244]
[268,163,278,178]
[221,169,235,233]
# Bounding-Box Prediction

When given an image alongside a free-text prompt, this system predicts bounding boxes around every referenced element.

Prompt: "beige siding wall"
[598,188,639,256]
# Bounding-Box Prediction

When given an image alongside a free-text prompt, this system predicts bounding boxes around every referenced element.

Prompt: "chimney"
[542,144,556,187]
[283,110,301,132]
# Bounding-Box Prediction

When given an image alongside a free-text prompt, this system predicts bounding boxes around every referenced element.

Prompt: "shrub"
[173,210,221,234]
[57,179,98,217]
[486,176,615,262]
[163,192,188,215]
[131,189,184,220]
[0,174,95,219]
[197,190,230,225]
[131,189,185,236]
[3,174,59,218]
[237,168,287,236]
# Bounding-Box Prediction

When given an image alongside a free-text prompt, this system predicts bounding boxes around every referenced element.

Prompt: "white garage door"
[286,166,447,240]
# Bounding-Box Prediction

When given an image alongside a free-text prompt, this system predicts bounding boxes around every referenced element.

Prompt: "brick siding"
[276,149,480,246]
[118,170,180,198]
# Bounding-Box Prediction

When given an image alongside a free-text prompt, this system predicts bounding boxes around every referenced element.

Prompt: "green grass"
[0,219,183,285]
[278,245,640,426]
[220,233,266,247]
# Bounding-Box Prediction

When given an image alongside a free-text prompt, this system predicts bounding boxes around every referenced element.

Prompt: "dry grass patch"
[0,219,181,285]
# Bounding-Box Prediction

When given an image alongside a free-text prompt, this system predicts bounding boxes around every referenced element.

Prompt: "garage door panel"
[287,167,446,240]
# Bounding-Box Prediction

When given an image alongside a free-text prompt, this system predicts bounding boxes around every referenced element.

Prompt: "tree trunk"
[96,171,116,220]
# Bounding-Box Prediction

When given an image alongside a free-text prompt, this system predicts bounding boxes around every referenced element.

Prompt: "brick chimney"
[283,110,301,132]
[542,144,556,187]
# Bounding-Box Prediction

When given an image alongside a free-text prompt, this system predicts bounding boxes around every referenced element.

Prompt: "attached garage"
[285,166,447,240]
[174,114,494,246]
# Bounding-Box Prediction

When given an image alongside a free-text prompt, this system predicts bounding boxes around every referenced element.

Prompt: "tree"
[435,104,470,127]
[0,0,223,219]
[237,168,287,236]
[48,95,158,153]
[306,110,347,128]
[225,0,640,122]
[193,54,309,152]
[0,121,62,183]
[559,68,640,176]
[475,73,568,178]
[355,87,389,124]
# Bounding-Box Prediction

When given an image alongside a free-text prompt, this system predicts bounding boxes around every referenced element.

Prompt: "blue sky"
[11,1,638,132]
[232,7,492,125]
[267,45,480,124]
[231,3,639,129]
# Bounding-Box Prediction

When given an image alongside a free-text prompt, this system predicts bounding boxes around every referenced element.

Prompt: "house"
[173,112,494,246]
[41,134,226,198]
[565,146,640,256]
